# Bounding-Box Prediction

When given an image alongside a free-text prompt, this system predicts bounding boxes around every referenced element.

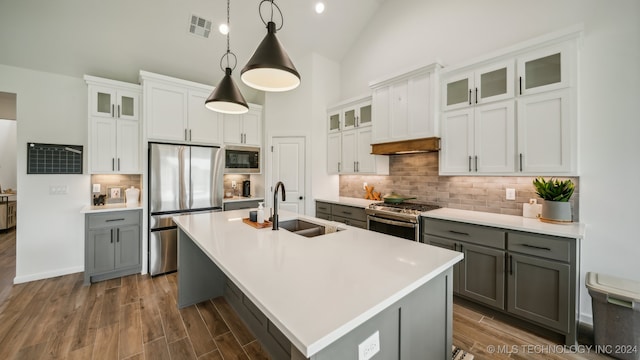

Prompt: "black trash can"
[586,272,640,360]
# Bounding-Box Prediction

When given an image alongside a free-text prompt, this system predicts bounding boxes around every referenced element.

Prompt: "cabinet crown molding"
[83,75,141,91]
[369,62,442,89]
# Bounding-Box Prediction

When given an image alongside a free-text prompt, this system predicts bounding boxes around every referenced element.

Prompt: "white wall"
[0,64,89,283]
[0,120,17,190]
[339,0,640,324]
[264,52,340,215]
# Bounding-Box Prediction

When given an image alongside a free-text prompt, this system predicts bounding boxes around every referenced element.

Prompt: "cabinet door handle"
[468,156,472,172]
[354,162,357,172]
[468,89,472,105]
[511,255,515,275]
[189,129,192,141]
[519,77,523,95]
[475,87,478,104]
[117,105,121,118]
[110,228,114,243]
[474,156,478,172]
[112,158,115,171]
[519,153,523,172]
[111,104,115,118]
[357,161,360,172]
[521,243,552,251]
[449,230,470,236]
[459,244,463,253]
[184,129,188,141]
[117,158,120,171]
[337,162,341,172]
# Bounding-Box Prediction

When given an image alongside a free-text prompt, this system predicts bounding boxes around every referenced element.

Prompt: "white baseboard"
[13,266,84,284]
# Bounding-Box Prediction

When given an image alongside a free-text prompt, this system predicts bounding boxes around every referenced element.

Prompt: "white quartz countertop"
[173,210,462,357]
[80,202,143,213]
[222,196,264,203]
[314,196,378,209]
[422,208,585,239]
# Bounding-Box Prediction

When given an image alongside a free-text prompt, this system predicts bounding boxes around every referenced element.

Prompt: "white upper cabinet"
[340,127,387,175]
[370,63,441,143]
[439,28,581,176]
[517,42,573,96]
[85,75,141,174]
[327,132,341,174]
[443,60,514,111]
[89,84,140,121]
[517,88,574,174]
[223,105,262,147]
[141,71,230,145]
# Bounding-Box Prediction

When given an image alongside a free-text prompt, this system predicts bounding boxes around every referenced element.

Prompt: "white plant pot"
[540,200,572,223]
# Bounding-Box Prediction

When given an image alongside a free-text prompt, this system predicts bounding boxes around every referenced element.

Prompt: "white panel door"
[517,89,572,173]
[439,108,474,174]
[147,84,188,142]
[188,90,223,145]
[474,101,515,173]
[271,137,306,214]
[327,132,341,174]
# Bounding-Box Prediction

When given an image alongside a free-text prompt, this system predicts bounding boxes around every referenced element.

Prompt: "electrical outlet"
[363,182,368,190]
[92,184,101,193]
[506,188,516,200]
[358,331,380,360]
[232,180,237,189]
[49,185,68,195]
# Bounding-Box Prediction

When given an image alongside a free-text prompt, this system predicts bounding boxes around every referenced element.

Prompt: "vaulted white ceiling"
[0,0,383,89]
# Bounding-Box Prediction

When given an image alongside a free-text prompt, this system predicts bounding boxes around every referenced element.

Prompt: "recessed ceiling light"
[315,2,325,14]
[219,23,229,35]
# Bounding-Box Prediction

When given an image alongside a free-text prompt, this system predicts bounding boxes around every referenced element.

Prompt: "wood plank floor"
[0,229,613,359]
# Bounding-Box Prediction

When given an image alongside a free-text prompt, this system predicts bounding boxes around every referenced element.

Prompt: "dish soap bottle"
[257,202,265,224]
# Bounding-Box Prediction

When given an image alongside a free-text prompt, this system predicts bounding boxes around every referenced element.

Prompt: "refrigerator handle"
[178,146,188,210]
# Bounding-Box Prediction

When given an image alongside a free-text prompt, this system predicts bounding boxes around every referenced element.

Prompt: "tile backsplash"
[91,174,142,204]
[223,174,250,197]
[339,152,580,221]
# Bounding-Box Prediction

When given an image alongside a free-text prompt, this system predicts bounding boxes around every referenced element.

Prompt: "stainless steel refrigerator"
[148,142,224,276]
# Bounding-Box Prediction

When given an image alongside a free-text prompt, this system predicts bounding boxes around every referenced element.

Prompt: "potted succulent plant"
[532,177,575,223]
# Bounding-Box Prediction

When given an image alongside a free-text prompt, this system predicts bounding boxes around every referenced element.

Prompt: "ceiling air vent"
[189,14,212,38]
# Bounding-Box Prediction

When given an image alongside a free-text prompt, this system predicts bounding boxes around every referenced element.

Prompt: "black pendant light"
[205,0,249,114]
[241,0,300,92]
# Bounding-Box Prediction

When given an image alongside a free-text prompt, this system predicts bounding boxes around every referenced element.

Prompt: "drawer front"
[331,204,367,222]
[508,232,571,262]
[332,215,367,229]
[422,218,505,249]
[316,212,331,221]
[224,200,261,211]
[315,201,331,214]
[87,210,140,229]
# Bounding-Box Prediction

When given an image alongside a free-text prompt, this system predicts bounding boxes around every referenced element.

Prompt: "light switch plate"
[358,331,380,360]
[92,184,101,193]
[506,188,516,200]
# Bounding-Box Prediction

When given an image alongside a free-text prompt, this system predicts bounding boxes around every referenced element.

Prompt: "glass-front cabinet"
[328,111,341,133]
[342,100,372,130]
[90,86,139,121]
[517,42,572,95]
[443,60,514,111]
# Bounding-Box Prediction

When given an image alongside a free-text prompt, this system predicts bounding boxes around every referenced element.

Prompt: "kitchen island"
[174,210,463,360]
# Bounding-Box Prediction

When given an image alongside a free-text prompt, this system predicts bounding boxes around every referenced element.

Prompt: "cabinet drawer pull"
[449,230,469,236]
[106,218,125,222]
[521,243,552,251]
[509,255,513,275]
[342,211,352,215]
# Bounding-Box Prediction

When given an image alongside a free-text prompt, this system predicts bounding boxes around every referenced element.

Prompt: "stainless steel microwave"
[224,145,260,174]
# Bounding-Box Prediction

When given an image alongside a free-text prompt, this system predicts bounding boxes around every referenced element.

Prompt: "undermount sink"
[278,219,341,238]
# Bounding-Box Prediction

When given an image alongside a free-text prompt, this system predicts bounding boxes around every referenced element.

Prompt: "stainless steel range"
[365,202,440,241]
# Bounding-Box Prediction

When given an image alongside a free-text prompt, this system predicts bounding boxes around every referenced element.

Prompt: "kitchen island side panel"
[177,228,225,308]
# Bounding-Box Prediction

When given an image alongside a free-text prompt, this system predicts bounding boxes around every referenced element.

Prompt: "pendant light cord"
[220,0,237,72]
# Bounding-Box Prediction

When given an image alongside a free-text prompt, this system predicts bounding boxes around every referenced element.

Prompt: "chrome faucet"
[272,181,286,230]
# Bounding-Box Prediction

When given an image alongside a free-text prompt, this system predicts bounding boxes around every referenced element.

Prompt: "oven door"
[367,215,419,241]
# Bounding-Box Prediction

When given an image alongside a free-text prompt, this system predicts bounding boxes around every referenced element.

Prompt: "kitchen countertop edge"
[81,203,143,213]
[223,196,264,203]
[422,208,585,239]
[314,196,378,209]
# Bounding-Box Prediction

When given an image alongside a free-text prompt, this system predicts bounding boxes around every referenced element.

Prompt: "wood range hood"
[371,137,440,155]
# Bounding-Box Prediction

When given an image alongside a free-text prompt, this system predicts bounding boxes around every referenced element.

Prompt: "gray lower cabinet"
[85,209,142,285]
[224,199,262,211]
[315,201,367,229]
[422,217,578,345]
